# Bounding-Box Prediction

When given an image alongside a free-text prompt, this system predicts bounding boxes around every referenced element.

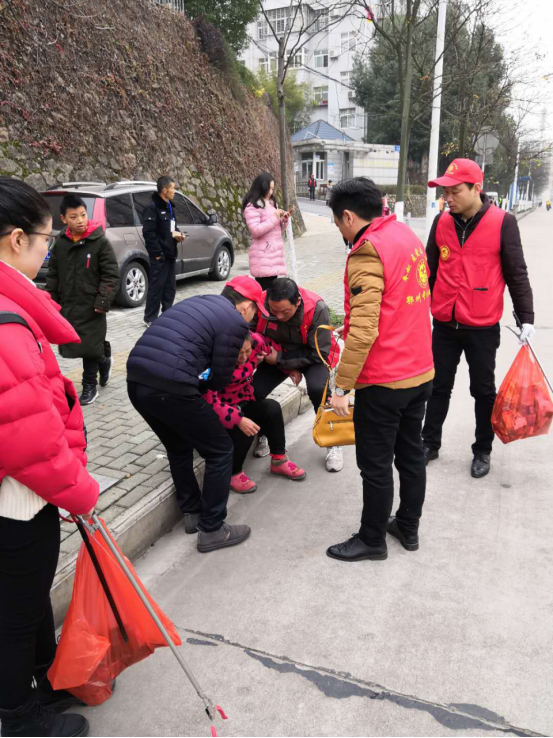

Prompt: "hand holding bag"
[312,325,355,447]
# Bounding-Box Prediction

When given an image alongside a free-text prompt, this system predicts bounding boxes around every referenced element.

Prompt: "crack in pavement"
[178,626,544,738]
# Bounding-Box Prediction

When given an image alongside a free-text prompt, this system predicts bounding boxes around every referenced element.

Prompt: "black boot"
[79,384,98,406]
[0,697,89,737]
[471,453,491,478]
[99,341,113,388]
[34,662,85,714]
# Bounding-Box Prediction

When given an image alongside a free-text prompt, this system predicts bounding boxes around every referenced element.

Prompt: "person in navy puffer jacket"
[127,276,269,553]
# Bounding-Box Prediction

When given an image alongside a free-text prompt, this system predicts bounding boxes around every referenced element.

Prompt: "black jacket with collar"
[427,193,534,327]
[142,193,180,260]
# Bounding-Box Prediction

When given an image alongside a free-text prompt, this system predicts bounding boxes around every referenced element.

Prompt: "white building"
[240,0,376,143]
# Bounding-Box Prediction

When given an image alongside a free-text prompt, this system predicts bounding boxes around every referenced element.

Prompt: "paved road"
[76,209,553,736]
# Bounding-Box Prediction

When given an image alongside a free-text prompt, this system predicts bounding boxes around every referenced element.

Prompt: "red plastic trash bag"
[48,519,182,706]
[492,345,553,444]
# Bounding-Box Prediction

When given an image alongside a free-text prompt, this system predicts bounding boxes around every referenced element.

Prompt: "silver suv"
[37,181,235,307]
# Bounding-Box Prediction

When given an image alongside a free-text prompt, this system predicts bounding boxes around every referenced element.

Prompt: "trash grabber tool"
[80,515,228,734]
[511,313,552,393]
[72,515,129,643]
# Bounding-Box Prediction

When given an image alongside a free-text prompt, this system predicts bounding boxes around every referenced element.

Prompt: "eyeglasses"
[0,230,56,249]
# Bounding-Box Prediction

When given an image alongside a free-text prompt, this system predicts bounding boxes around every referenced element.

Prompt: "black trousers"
[0,504,60,710]
[309,188,316,201]
[228,399,286,474]
[253,361,328,412]
[422,322,501,455]
[128,382,233,532]
[255,276,278,291]
[355,382,433,547]
[144,257,177,324]
[82,340,111,386]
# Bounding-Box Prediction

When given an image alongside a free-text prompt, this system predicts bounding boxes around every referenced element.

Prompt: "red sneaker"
[230,472,257,494]
[270,457,306,481]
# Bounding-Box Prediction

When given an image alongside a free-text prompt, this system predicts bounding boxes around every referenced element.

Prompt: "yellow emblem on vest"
[440,246,450,261]
[416,258,429,289]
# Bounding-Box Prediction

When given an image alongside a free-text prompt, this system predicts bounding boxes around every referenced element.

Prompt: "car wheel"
[209,245,232,281]
[117,261,148,307]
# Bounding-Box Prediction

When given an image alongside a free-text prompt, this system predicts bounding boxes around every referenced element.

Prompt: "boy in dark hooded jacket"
[46,194,119,405]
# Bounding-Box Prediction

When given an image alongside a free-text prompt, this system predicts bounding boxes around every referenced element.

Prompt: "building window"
[340,32,357,52]
[315,153,326,181]
[257,19,268,40]
[314,9,329,32]
[289,49,305,69]
[265,7,289,36]
[313,86,328,105]
[301,152,314,180]
[340,108,356,128]
[313,49,328,68]
[259,53,277,74]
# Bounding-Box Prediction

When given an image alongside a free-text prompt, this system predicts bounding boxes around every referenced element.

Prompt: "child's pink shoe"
[270,456,306,481]
[230,471,257,494]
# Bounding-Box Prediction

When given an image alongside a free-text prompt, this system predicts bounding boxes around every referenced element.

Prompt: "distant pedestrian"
[142,175,186,327]
[127,275,270,553]
[326,177,434,563]
[382,192,390,216]
[546,199,551,211]
[0,178,99,737]
[47,194,119,406]
[308,174,317,200]
[326,180,334,221]
[438,195,445,212]
[242,172,290,291]
[423,159,535,479]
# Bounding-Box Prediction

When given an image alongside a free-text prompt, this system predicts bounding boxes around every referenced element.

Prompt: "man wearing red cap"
[127,275,269,552]
[423,158,535,478]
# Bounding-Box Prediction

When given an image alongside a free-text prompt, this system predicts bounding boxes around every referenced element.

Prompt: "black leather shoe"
[98,356,113,388]
[387,517,419,551]
[183,512,200,534]
[422,445,439,465]
[326,534,387,562]
[471,453,491,478]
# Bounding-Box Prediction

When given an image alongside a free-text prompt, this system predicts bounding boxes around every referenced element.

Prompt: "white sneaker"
[254,435,270,458]
[325,446,343,472]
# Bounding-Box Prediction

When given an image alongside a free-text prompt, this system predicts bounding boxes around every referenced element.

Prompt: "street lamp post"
[425,0,448,242]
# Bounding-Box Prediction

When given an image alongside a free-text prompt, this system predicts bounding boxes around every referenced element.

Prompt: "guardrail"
[147,0,185,14]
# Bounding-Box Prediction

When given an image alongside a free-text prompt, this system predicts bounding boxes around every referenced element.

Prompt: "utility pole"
[425,0,448,241]
[512,140,520,214]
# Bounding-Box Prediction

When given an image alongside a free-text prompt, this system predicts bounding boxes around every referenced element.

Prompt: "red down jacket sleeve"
[0,326,99,514]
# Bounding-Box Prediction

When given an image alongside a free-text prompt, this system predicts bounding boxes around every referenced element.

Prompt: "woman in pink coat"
[242,172,290,291]
[0,179,99,737]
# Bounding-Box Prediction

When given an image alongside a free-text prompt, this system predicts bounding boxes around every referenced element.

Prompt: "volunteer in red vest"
[423,159,534,479]
[326,177,434,563]
[252,277,344,472]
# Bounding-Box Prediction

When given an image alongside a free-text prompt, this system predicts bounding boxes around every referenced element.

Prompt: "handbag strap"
[314,324,335,371]
[0,311,42,353]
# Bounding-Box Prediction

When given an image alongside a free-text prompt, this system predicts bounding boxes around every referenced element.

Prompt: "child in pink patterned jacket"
[203,332,306,493]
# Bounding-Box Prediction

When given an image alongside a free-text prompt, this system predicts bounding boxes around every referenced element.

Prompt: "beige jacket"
[336,240,434,391]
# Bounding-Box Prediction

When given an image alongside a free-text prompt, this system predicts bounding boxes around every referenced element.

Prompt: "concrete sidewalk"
[70,209,552,736]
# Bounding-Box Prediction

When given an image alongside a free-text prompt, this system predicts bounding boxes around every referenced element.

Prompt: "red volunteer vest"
[344,215,433,384]
[432,206,506,326]
[257,287,340,368]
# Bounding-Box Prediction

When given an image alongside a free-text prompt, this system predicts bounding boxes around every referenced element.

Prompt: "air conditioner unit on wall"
[329,48,339,59]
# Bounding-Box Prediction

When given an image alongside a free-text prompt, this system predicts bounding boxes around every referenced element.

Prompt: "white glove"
[518,323,535,345]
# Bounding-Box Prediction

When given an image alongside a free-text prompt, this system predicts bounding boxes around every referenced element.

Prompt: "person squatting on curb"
[326,177,435,563]
[0,178,100,737]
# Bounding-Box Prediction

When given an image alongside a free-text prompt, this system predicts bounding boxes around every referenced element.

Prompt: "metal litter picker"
[79,514,228,737]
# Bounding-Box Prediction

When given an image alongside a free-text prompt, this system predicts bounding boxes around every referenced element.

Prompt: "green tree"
[257,70,312,133]
[183,0,259,53]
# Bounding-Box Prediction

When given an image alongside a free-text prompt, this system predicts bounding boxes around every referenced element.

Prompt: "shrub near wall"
[0,0,304,250]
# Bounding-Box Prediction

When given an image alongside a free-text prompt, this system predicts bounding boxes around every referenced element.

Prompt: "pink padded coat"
[243,201,287,278]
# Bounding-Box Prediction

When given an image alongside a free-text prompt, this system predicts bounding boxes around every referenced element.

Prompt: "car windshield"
[42,194,97,231]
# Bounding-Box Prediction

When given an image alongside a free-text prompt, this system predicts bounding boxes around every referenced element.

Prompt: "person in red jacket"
[325,177,434,562]
[422,159,535,478]
[0,179,99,737]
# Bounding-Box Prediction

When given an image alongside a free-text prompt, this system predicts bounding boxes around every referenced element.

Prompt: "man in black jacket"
[127,276,269,552]
[423,158,534,478]
[143,176,186,327]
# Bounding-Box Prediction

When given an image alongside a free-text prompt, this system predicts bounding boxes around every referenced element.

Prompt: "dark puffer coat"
[46,222,119,359]
[126,295,249,395]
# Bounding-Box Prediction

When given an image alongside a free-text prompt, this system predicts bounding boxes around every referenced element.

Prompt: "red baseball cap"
[428,158,483,188]
[226,275,269,317]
